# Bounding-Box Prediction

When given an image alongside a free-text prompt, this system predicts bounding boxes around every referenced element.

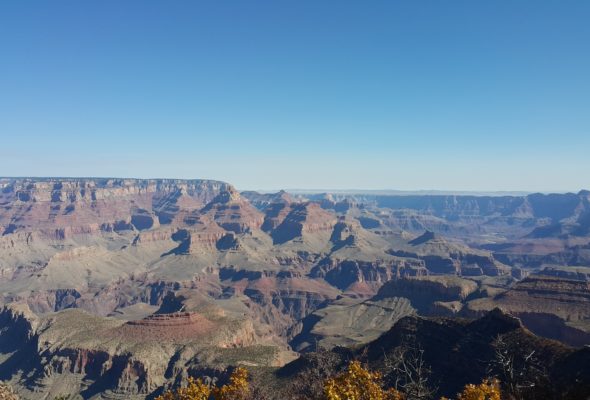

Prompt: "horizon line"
[1,176,587,196]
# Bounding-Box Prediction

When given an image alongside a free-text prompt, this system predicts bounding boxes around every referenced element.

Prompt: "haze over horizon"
[0,176,584,196]
[1,1,589,192]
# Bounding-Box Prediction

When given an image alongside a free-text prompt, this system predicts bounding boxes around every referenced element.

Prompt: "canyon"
[1,178,590,398]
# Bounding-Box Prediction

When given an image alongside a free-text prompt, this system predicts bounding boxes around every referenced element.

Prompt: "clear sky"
[0,1,589,192]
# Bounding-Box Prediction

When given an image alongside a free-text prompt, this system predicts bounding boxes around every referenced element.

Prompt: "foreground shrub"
[450,379,501,400]
[157,377,211,400]
[213,367,250,400]
[457,379,500,400]
[0,382,18,400]
[155,363,503,400]
[323,360,404,400]
[156,367,249,400]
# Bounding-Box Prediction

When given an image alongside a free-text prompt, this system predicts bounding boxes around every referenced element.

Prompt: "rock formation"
[1,178,590,398]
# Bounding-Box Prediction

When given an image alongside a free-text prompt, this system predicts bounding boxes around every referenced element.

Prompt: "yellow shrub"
[456,379,501,400]
[213,367,250,400]
[324,360,404,400]
[156,367,249,400]
[156,377,211,400]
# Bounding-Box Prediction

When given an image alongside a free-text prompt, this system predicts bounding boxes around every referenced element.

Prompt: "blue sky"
[0,1,588,191]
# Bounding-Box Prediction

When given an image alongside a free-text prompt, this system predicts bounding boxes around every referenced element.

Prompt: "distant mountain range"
[286,189,536,196]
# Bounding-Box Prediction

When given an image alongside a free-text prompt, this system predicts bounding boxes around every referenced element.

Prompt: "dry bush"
[488,335,550,399]
[383,345,435,400]
[0,382,18,400]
